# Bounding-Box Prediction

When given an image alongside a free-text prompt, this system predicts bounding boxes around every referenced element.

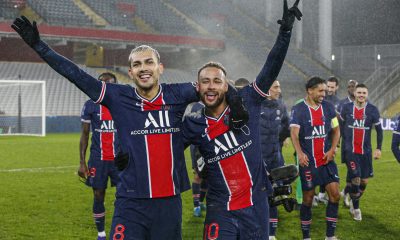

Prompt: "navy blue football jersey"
[290,100,337,168]
[183,82,271,211]
[81,100,119,161]
[96,82,198,198]
[182,30,291,211]
[340,102,381,154]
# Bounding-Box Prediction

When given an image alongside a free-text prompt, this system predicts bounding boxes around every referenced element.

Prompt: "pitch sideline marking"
[0,165,76,173]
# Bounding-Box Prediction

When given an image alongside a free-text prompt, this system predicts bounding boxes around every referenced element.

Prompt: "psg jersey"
[96,82,198,198]
[290,100,337,168]
[81,100,119,161]
[183,82,271,211]
[340,102,381,154]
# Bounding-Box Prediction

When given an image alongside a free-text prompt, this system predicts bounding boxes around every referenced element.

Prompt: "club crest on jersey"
[144,111,171,128]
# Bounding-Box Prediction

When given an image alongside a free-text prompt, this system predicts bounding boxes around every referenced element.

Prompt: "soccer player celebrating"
[392,115,400,163]
[290,77,341,240]
[11,16,248,240]
[78,72,120,240]
[182,1,301,238]
[259,80,290,240]
[339,83,383,221]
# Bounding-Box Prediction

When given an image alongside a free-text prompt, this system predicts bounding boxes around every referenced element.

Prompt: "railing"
[369,61,400,112]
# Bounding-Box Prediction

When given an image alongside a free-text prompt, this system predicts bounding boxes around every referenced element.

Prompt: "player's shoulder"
[292,99,305,109]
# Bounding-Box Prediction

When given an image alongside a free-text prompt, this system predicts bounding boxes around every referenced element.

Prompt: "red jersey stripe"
[146,133,175,198]
[353,106,365,154]
[218,152,253,211]
[308,106,325,167]
[100,105,115,161]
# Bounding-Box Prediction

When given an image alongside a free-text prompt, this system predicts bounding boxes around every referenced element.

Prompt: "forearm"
[391,134,400,162]
[79,136,89,163]
[290,129,302,154]
[33,41,102,101]
[375,124,383,150]
[255,30,291,92]
[330,127,340,151]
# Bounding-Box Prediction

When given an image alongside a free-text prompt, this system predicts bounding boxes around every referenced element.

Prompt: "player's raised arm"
[11,16,102,101]
[254,0,302,93]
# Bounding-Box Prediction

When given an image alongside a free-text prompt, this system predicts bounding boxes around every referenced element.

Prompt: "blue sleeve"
[373,108,383,150]
[252,30,291,98]
[178,82,199,103]
[289,105,301,128]
[33,41,102,101]
[392,119,400,162]
[279,102,290,143]
[80,101,92,123]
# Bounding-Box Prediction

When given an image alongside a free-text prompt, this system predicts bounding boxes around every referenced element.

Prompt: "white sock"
[318,192,325,198]
[98,231,106,237]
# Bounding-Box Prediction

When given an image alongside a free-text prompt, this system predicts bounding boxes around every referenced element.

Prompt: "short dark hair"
[306,76,326,90]
[355,83,368,89]
[234,78,250,89]
[327,76,339,86]
[98,72,117,83]
[197,61,227,79]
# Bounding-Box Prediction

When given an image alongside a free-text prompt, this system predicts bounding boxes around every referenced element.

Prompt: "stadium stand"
[82,0,138,31]
[0,0,20,20]
[25,0,94,27]
[0,62,195,116]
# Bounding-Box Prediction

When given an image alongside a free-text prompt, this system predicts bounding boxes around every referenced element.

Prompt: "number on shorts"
[204,222,219,240]
[113,224,125,240]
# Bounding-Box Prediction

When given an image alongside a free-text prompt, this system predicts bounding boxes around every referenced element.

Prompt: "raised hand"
[11,16,40,47]
[277,0,303,31]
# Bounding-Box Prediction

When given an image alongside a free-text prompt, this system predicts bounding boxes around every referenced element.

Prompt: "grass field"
[0,132,399,239]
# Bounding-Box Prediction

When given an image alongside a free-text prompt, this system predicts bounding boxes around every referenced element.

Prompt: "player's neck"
[137,85,160,100]
[355,101,366,108]
[305,96,320,108]
[205,101,228,118]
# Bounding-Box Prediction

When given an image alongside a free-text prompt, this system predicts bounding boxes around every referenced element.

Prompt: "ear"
[128,67,134,79]
[159,63,164,74]
[195,82,199,92]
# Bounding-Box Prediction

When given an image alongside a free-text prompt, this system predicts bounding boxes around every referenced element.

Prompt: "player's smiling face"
[197,67,228,109]
[326,81,337,96]
[308,83,326,104]
[355,87,368,104]
[128,50,163,91]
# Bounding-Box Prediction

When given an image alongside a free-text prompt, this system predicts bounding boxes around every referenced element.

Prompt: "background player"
[339,83,383,221]
[183,1,301,238]
[259,80,290,240]
[11,16,248,240]
[338,79,358,207]
[78,72,120,240]
[316,76,340,205]
[290,77,341,240]
[392,115,400,163]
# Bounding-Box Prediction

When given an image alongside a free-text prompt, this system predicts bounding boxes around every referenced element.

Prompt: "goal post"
[0,80,46,136]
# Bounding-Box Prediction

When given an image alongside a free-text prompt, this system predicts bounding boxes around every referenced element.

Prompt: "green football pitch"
[0,132,399,239]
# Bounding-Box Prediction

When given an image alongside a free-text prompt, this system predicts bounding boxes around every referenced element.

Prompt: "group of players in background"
[10,0,400,239]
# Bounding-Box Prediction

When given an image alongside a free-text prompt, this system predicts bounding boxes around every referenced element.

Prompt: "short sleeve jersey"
[290,100,337,168]
[340,102,381,154]
[81,100,119,161]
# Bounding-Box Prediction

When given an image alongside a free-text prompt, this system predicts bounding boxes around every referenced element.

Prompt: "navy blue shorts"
[110,195,182,240]
[345,151,373,180]
[203,200,269,240]
[300,161,340,191]
[86,158,119,189]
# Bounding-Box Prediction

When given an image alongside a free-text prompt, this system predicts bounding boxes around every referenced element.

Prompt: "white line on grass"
[0,165,76,173]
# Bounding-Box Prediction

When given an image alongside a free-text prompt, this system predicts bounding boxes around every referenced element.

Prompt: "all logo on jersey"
[144,111,171,128]
[207,131,252,164]
[100,120,115,132]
